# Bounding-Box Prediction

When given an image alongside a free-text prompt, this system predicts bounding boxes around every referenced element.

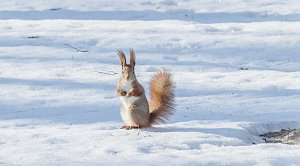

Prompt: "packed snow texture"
[0,0,300,165]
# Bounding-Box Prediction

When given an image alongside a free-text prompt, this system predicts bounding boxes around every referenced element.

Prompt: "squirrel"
[116,49,175,130]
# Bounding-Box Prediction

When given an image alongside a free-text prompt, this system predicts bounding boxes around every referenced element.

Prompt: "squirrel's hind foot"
[120,125,140,130]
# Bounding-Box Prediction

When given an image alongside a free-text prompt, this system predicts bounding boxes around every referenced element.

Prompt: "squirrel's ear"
[130,49,136,68]
[117,50,126,68]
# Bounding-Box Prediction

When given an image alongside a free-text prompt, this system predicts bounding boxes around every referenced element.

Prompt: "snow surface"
[0,0,300,165]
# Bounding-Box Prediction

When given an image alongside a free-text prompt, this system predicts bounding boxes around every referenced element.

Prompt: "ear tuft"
[117,50,126,68]
[130,49,136,68]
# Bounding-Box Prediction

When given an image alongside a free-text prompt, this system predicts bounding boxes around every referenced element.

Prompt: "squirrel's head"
[117,49,136,81]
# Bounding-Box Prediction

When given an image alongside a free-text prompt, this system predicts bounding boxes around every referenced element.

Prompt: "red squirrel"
[116,49,175,130]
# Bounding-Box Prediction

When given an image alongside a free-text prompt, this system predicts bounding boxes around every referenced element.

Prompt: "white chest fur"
[120,80,132,93]
[120,96,139,108]
[119,93,140,126]
[119,80,138,108]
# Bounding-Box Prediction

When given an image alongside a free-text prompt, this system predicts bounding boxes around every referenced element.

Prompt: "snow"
[0,0,300,165]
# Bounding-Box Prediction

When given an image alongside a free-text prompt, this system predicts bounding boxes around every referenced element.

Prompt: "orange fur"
[149,70,175,124]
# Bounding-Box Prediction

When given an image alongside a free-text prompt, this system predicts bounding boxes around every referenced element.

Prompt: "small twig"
[27,36,40,39]
[65,44,88,52]
[50,8,62,11]
[95,70,118,76]
[240,67,249,70]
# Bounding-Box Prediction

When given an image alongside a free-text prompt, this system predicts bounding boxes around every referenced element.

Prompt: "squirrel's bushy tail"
[149,70,175,125]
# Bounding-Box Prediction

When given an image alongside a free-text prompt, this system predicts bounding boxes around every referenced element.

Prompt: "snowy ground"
[0,0,300,165]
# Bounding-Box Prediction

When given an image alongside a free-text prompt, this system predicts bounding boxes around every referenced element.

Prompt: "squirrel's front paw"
[126,92,131,97]
[118,90,126,96]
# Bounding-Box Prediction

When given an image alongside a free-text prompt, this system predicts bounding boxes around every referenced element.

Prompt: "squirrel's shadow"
[142,125,261,145]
